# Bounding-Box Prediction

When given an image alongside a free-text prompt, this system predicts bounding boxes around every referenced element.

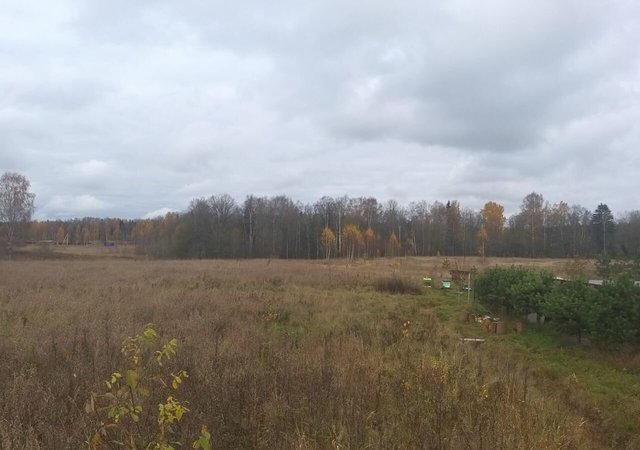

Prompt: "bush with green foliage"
[475,266,554,315]
[595,255,640,280]
[544,277,640,346]
[86,324,211,450]
[543,281,596,343]
[478,266,640,346]
[589,277,640,345]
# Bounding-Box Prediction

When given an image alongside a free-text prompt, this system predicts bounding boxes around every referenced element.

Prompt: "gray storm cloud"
[1,0,639,219]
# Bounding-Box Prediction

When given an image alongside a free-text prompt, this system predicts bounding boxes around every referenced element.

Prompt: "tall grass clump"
[374,273,423,294]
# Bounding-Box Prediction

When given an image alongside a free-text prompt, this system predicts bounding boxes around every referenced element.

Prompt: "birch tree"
[0,172,35,249]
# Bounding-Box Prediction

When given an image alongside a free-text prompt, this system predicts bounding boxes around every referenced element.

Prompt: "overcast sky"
[1,0,639,219]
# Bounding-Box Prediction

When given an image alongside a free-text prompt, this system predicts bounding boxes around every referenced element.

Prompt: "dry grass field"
[14,243,139,260]
[0,255,636,449]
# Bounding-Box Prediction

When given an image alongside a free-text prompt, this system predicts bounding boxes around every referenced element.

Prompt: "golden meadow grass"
[0,257,626,449]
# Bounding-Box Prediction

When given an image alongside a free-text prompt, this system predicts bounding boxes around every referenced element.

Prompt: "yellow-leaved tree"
[320,227,336,260]
[342,224,363,262]
[480,201,505,256]
[364,227,376,258]
[56,226,66,245]
[387,232,400,257]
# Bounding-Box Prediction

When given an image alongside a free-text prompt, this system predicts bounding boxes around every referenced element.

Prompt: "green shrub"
[543,281,595,343]
[595,255,640,280]
[542,277,640,346]
[86,324,211,450]
[475,266,554,315]
[589,278,640,345]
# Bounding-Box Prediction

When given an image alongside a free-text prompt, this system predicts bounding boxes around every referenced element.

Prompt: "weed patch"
[374,273,422,294]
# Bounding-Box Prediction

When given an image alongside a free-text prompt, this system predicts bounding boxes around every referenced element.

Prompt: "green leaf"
[143,325,157,341]
[192,426,212,450]
[126,369,139,389]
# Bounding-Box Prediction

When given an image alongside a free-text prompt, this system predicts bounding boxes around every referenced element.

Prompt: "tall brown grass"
[0,258,612,449]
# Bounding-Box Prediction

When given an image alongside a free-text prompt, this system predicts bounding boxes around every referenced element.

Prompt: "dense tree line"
[26,217,138,246]
[20,191,640,260]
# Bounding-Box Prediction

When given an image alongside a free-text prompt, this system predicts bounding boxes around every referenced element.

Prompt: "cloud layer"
[1,0,639,219]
